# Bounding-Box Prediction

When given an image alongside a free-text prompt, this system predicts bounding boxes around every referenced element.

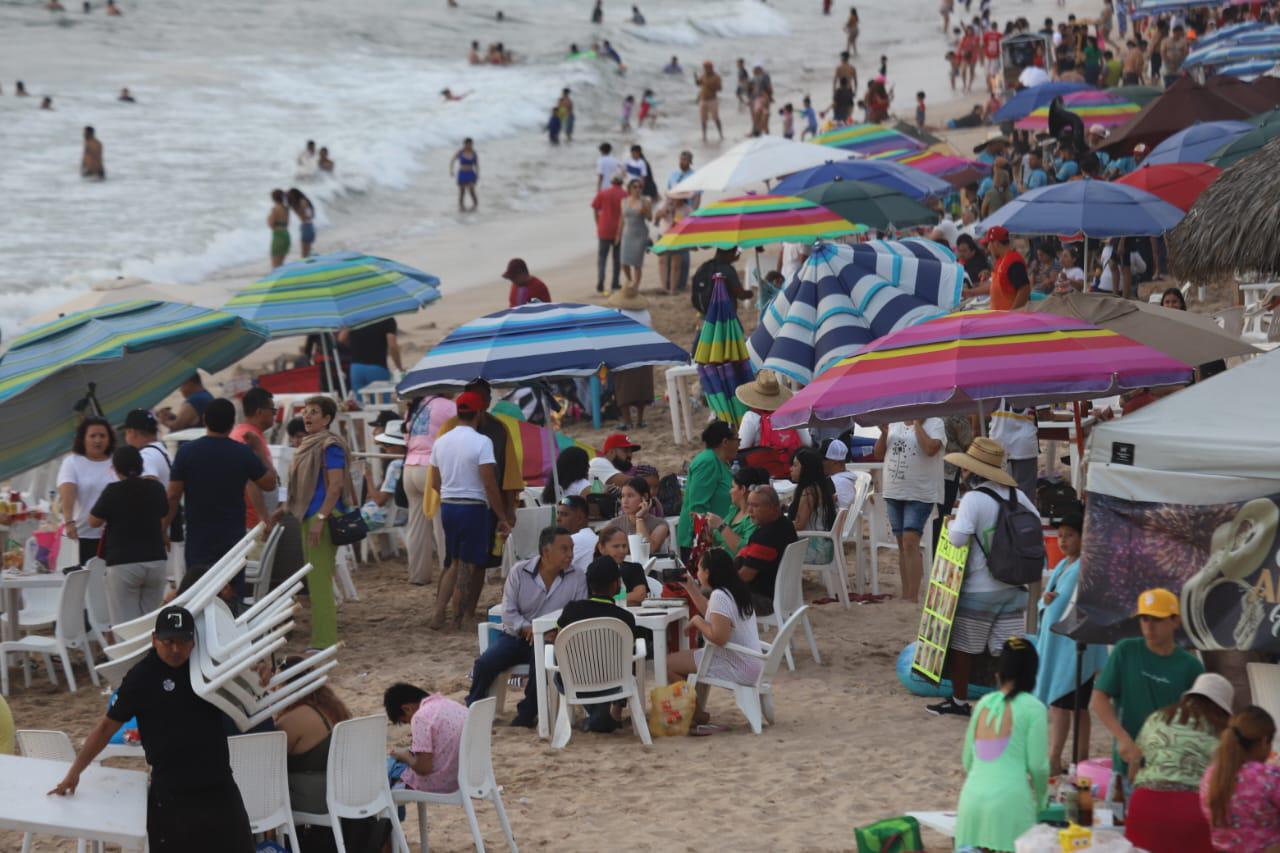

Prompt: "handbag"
[854,816,923,853]
[327,507,368,546]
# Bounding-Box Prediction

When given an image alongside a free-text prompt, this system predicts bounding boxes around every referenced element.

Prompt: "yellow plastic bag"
[648,680,697,737]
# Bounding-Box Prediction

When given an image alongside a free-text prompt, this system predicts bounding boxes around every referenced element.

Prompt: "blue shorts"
[884,498,935,535]
[441,502,492,568]
[349,362,391,392]
[457,171,477,186]
[300,222,316,244]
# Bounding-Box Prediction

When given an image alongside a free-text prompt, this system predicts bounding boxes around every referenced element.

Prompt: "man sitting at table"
[555,494,597,573]
[588,433,640,492]
[735,485,797,616]
[464,526,587,728]
[548,556,641,733]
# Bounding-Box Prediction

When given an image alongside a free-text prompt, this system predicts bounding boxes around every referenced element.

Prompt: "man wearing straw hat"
[735,370,811,478]
[927,437,1039,717]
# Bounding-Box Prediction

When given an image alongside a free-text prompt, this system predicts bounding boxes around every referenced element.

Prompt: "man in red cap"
[977,226,1030,310]
[503,259,551,308]
[589,432,640,492]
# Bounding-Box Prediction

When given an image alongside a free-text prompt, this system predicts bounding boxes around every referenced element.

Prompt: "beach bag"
[854,816,923,853]
[975,486,1046,587]
[740,412,802,478]
[656,474,683,518]
[648,680,697,737]
[327,507,368,546]
[1035,478,1079,524]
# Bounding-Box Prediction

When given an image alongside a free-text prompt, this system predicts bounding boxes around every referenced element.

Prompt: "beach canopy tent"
[748,240,962,385]
[669,136,855,195]
[1143,120,1253,165]
[772,159,952,201]
[1100,77,1254,155]
[0,300,268,480]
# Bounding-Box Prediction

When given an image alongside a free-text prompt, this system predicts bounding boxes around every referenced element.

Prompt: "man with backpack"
[929,437,1044,717]
[690,250,751,317]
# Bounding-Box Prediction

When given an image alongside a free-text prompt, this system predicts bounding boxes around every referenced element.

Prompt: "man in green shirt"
[1091,588,1204,787]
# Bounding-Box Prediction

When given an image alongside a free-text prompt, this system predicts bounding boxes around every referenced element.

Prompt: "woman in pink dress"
[1201,705,1280,852]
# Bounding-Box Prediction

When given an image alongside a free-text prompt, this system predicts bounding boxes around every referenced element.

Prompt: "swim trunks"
[271,228,290,258]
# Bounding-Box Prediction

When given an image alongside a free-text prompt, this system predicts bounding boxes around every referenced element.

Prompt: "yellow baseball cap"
[1136,588,1179,618]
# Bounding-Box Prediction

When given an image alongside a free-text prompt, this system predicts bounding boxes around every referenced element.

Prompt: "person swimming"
[591,0,602,23]
[440,88,469,101]
[81,125,104,178]
[318,147,334,173]
[15,81,29,96]
[105,0,121,15]
[631,4,645,24]
[664,56,682,73]
[468,40,482,64]
[118,87,135,102]
[601,39,623,65]
[41,96,54,110]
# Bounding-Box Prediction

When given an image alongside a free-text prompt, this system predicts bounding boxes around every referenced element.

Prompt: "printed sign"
[912,520,970,683]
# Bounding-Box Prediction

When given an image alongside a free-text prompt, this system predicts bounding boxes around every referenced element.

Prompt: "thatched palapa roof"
[1168,135,1280,282]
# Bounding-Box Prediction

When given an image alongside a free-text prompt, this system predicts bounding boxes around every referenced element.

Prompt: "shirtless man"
[834,51,858,94]
[694,61,723,142]
[468,40,482,64]
[81,126,105,179]
[105,0,121,14]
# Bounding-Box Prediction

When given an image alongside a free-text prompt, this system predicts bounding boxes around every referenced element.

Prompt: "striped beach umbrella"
[813,123,929,157]
[396,302,688,394]
[1014,91,1141,131]
[223,251,441,336]
[771,310,1192,428]
[651,194,865,254]
[694,276,754,426]
[748,240,963,385]
[872,150,991,187]
[0,300,268,480]
[772,159,953,201]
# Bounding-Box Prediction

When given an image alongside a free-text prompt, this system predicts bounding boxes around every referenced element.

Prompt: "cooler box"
[257,364,322,394]
[847,436,878,460]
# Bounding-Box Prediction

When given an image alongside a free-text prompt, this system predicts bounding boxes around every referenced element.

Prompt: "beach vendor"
[978,226,1030,311]
[734,370,811,478]
[49,606,255,852]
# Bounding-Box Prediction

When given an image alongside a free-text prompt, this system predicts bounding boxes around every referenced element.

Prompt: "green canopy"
[796,179,940,231]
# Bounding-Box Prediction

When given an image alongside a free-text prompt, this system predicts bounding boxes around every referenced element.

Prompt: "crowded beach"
[5,0,1280,851]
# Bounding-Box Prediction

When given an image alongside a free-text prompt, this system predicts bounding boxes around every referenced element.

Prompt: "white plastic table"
[531,602,689,740]
[0,754,147,851]
[1,570,63,642]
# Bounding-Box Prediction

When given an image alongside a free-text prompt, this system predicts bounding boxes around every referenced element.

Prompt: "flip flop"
[690,723,728,737]
[812,596,840,605]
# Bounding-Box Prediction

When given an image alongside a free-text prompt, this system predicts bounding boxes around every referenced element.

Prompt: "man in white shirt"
[596,142,620,190]
[928,437,1038,718]
[588,433,639,492]
[625,144,649,182]
[821,439,860,508]
[988,398,1039,502]
[123,409,171,487]
[555,495,597,573]
[429,391,512,630]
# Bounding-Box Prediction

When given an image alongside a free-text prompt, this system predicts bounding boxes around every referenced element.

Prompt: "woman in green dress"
[704,466,769,556]
[956,637,1050,852]
[677,420,738,558]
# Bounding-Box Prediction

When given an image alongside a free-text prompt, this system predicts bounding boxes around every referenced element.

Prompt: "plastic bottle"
[1076,778,1094,827]
[1063,780,1079,825]
[1111,776,1127,826]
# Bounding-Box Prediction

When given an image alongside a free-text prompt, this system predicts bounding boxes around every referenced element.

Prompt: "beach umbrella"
[1247,106,1280,128]
[748,240,963,384]
[1026,291,1260,366]
[0,301,268,480]
[1109,85,1163,108]
[1142,120,1253,165]
[1015,90,1140,132]
[977,180,1185,239]
[794,180,940,231]
[874,150,991,187]
[770,310,1192,429]
[396,302,688,393]
[694,277,754,427]
[1101,77,1253,154]
[650,194,865,255]
[24,277,180,328]
[1205,120,1280,168]
[669,136,855,195]
[1115,163,1221,211]
[992,81,1094,123]
[812,123,928,157]
[772,159,952,201]
[1217,59,1278,78]
[1204,75,1280,113]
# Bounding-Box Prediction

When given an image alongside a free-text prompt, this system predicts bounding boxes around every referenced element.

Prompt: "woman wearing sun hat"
[734,370,811,478]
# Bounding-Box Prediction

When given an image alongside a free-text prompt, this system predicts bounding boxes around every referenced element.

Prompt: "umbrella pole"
[320,335,338,396]
[977,400,987,437]
[329,333,350,399]
[1072,641,1085,767]
[590,373,602,429]
[1072,400,1086,489]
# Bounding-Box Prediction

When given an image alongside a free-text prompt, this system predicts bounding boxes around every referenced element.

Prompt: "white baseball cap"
[825,439,849,461]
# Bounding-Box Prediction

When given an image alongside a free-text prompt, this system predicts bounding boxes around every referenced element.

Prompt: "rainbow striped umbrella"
[1014,91,1141,131]
[813,123,929,156]
[0,300,268,479]
[872,150,991,187]
[771,310,1192,428]
[694,276,754,426]
[651,194,865,254]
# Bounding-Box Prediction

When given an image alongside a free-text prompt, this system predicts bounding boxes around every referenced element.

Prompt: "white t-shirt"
[625,156,649,180]
[564,478,591,498]
[57,454,116,539]
[589,455,626,488]
[597,154,621,183]
[949,479,1041,593]
[832,470,860,508]
[737,410,812,449]
[706,588,764,684]
[989,400,1039,461]
[431,425,496,501]
[570,526,597,573]
[1058,267,1085,292]
[379,459,408,527]
[139,440,172,488]
[882,419,946,504]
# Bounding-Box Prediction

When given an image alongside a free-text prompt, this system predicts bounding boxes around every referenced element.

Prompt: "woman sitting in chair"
[268,656,353,813]
[608,477,670,555]
[665,548,763,731]
[703,466,769,556]
[787,448,837,565]
[595,525,649,605]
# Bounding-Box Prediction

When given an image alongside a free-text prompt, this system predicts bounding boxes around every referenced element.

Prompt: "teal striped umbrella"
[0,300,268,480]
[222,251,442,335]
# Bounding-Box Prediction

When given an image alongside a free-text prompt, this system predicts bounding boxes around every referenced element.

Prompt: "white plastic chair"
[842,472,878,595]
[82,558,113,653]
[756,541,820,671]
[1,568,99,696]
[689,605,809,735]
[228,730,300,851]
[391,697,518,853]
[797,506,851,609]
[542,617,650,749]
[293,714,412,853]
[500,506,553,577]
[476,605,528,715]
[243,524,284,606]
[17,582,59,631]
[16,730,94,853]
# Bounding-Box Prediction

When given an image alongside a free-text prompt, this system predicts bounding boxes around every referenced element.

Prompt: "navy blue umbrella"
[773,159,952,201]
[977,179,1185,239]
[992,82,1094,123]
[1144,120,1253,165]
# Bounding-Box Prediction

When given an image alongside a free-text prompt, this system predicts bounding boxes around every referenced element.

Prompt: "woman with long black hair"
[541,445,591,504]
[788,447,837,564]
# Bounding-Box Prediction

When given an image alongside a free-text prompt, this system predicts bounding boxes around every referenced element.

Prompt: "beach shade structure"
[1014,90,1141,132]
[25,277,179,328]
[694,276,754,426]
[1204,74,1280,113]
[770,310,1193,430]
[874,151,991,188]
[772,159,952,201]
[1247,105,1280,129]
[811,123,929,157]
[1026,291,1260,366]
[1100,77,1253,155]
[1217,59,1279,78]
[892,120,944,146]
[1205,120,1280,168]
[992,81,1094,123]
[650,194,865,255]
[1169,136,1280,282]
[1115,163,1222,211]
[0,300,268,481]
[977,180,1185,239]
[1143,120,1253,165]
[488,400,596,488]
[748,240,963,384]
[793,180,940,232]
[669,136,855,195]
[1109,85,1163,108]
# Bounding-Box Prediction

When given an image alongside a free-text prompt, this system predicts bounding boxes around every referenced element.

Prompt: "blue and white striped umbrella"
[396,302,689,394]
[747,240,964,385]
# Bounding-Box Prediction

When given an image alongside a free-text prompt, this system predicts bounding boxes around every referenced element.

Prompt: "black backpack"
[974,486,1046,587]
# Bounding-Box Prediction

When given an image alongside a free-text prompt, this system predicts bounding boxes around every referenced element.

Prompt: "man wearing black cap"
[49,606,254,852]
[123,409,171,486]
[503,258,551,307]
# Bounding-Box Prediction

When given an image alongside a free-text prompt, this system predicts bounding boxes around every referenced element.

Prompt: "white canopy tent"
[1086,350,1280,504]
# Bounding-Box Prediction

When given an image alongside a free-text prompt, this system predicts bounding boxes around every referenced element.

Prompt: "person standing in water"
[81,126,105,179]
[591,0,602,23]
[287,188,316,258]
[694,61,723,142]
[267,189,290,268]
[557,88,575,142]
[450,138,479,212]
